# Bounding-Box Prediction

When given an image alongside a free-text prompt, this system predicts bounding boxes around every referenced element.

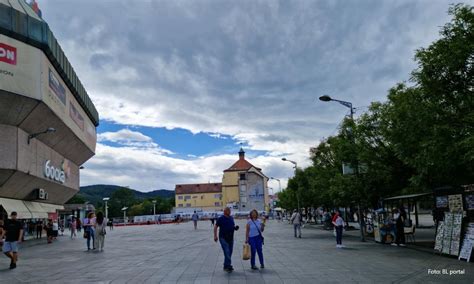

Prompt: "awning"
[39,203,64,213]
[383,193,431,201]
[0,198,32,219]
[23,201,49,219]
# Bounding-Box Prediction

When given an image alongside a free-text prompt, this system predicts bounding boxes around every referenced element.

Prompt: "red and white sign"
[0,43,17,65]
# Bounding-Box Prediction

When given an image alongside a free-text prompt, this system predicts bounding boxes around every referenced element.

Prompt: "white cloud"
[98,129,152,143]
[97,129,173,154]
[81,143,291,192]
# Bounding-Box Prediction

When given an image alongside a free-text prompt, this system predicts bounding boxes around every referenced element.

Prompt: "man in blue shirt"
[214,207,239,272]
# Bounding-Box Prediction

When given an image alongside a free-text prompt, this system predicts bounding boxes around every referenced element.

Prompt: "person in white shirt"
[290,210,302,238]
[332,210,345,248]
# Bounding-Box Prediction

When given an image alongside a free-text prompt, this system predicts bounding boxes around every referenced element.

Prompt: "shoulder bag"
[251,219,264,245]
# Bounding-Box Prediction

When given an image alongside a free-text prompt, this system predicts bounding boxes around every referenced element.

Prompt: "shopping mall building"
[0,1,98,221]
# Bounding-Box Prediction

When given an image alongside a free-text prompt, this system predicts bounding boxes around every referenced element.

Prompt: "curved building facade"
[0,0,98,219]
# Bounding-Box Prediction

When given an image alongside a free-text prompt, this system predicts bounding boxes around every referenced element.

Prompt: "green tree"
[386,4,474,190]
[108,187,137,217]
[66,194,86,204]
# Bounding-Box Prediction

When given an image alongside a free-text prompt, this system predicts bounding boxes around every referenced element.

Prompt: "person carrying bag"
[245,209,265,270]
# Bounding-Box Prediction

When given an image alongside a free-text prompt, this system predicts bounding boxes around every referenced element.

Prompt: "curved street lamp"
[27,127,56,144]
[282,158,300,212]
[318,95,354,119]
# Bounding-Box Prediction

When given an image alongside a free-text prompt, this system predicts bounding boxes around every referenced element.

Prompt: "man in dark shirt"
[214,207,239,272]
[2,211,23,269]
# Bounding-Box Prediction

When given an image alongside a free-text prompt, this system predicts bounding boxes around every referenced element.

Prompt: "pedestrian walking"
[245,209,265,270]
[107,219,114,230]
[332,210,345,248]
[290,210,302,238]
[192,211,199,230]
[94,212,106,252]
[1,212,23,269]
[393,207,407,247]
[45,219,54,243]
[83,212,96,250]
[70,217,77,239]
[214,207,239,272]
[35,220,43,239]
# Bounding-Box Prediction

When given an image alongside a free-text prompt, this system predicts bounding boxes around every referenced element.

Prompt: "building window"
[241,196,247,203]
[185,195,191,200]
[178,204,183,207]
[186,203,191,207]
[201,195,204,199]
[240,185,246,192]
[240,173,246,180]
[214,202,221,207]
[214,193,222,199]
[192,196,197,199]
[178,196,183,200]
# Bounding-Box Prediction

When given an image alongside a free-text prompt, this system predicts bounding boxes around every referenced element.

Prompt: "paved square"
[0,220,472,283]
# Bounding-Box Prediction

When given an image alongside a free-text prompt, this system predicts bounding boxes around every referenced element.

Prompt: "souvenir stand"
[458,184,474,262]
[372,209,395,244]
[433,185,474,260]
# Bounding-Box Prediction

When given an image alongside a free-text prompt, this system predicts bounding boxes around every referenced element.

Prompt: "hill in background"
[76,184,175,205]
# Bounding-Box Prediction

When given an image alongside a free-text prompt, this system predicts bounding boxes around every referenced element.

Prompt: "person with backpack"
[245,209,265,270]
[290,209,302,238]
[332,210,345,248]
[94,212,106,252]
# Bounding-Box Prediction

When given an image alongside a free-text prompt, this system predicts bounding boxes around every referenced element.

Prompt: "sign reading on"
[0,43,17,65]
[44,160,66,184]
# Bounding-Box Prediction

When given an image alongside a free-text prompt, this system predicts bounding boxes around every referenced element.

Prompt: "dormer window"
[240,173,246,180]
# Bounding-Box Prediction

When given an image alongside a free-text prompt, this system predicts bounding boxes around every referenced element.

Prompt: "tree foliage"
[280,4,474,211]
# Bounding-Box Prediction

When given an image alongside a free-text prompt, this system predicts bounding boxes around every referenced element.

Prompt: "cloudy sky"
[39,0,457,192]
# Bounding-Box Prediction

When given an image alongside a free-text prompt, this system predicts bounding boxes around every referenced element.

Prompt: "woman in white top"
[332,210,345,248]
[94,212,106,252]
[245,209,265,270]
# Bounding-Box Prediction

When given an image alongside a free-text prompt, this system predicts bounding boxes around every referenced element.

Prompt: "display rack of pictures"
[434,212,463,256]
[459,223,474,262]
[436,196,448,209]
[448,194,463,212]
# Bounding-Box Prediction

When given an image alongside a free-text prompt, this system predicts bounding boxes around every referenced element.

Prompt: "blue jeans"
[87,228,95,249]
[219,238,233,268]
[248,236,264,267]
[336,226,343,245]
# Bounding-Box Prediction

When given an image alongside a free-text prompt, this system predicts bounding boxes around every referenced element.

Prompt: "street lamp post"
[121,207,128,225]
[103,197,110,221]
[282,158,300,212]
[152,200,157,223]
[319,95,365,242]
[270,177,282,192]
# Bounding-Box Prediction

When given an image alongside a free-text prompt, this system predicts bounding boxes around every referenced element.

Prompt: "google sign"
[44,160,66,184]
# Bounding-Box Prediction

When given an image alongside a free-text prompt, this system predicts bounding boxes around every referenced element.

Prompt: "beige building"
[222,148,269,212]
[175,183,223,212]
[174,149,269,213]
[0,1,98,220]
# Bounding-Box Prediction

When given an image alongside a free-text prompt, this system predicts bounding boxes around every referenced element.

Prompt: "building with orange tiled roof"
[174,148,269,212]
[222,148,269,212]
[174,183,223,211]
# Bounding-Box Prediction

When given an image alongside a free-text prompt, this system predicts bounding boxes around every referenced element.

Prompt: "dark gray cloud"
[38,0,456,190]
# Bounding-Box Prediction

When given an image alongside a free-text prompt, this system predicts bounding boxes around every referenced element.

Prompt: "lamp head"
[46,127,56,133]
[319,95,332,102]
[103,197,110,201]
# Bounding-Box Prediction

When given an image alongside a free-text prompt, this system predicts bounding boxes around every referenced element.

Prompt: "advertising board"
[0,35,42,100]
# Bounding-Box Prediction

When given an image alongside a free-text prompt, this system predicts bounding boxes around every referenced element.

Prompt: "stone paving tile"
[0,220,473,283]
